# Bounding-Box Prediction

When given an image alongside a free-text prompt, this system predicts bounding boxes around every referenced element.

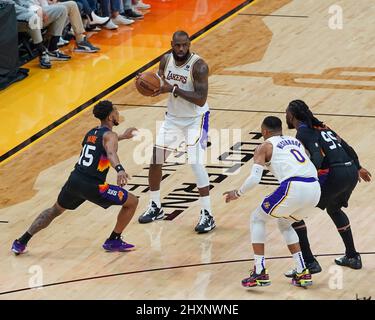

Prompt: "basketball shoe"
[335,254,362,269]
[195,210,215,233]
[242,268,271,287]
[292,268,312,287]
[102,238,135,252]
[11,240,27,255]
[138,201,165,223]
[284,259,322,278]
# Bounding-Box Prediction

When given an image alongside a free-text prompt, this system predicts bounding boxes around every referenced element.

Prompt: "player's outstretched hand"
[120,127,138,140]
[358,167,372,182]
[223,190,240,203]
[117,171,130,187]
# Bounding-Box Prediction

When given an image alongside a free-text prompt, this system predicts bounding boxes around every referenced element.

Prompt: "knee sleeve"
[278,219,299,245]
[190,163,209,188]
[250,208,268,244]
[327,207,350,229]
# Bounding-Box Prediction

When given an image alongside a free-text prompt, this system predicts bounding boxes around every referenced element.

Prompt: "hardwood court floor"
[0,0,246,160]
[0,0,374,299]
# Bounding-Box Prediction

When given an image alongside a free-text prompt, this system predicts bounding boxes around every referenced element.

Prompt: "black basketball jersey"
[73,126,111,183]
[296,124,352,169]
[314,126,352,168]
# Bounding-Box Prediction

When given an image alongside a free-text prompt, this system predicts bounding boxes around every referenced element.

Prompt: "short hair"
[93,100,113,120]
[262,116,282,131]
[172,30,189,41]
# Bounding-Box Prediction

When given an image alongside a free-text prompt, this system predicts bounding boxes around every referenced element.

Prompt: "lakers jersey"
[265,135,318,182]
[164,53,209,117]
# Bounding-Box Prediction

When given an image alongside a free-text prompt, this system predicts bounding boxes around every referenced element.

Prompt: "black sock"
[338,227,357,258]
[35,42,46,55]
[48,36,60,52]
[327,208,357,258]
[18,232,32,245]
[292,220,316,264]
[109,231,121,240]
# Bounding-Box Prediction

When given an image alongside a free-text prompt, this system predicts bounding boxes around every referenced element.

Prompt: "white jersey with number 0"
[164,53,209,117]
[265,135,318,182]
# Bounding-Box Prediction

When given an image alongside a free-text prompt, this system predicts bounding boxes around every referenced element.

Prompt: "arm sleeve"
[340,138,361,169]
[296,128,324,169]
[238,164,264,195]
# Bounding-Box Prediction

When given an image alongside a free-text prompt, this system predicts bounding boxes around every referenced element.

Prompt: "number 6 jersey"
[265,135,318,183]
[74,126,111,183]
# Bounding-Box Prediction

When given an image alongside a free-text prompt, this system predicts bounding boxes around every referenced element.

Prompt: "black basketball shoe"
[284,259,322,278]
[195,210,215,233]
[138,201,164,223]
[335,253,362,269]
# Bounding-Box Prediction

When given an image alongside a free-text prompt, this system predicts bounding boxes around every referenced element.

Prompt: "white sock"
[292,252,306,273]
[150,190,161,208]
[199,195,212,215]
[254,254,265,274]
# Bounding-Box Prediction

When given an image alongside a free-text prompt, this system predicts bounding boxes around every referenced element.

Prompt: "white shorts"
[259,177,321,221]
[155,112,210,164]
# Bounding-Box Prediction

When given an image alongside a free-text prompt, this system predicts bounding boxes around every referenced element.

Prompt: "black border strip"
[239,13,309,18]
[0,0,254,164]
[1,251,374,296]
[0,221,9,223]
[114,103,375,119]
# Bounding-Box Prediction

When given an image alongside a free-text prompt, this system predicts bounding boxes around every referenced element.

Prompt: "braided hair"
[287,100,324,128]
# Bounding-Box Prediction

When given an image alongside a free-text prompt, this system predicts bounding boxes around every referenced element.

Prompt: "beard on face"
[172,49,190,62]
[112,119,119,126]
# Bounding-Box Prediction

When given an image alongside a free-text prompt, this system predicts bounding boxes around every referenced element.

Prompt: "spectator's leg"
[60,1,86,42]
[43,5,68,52]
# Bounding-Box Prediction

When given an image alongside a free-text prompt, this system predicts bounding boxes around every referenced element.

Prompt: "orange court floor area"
[0,0,250,163]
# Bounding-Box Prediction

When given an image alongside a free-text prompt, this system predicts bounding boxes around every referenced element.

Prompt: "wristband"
[235,190,242,198]
[172,85,178,97]
[115,164,125,172]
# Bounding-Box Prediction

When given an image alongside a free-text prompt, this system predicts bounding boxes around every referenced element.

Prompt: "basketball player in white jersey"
[138,30,215,233]
[224,116,321,287]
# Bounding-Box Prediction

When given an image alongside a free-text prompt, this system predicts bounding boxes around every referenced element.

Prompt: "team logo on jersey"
[263,202,270,209]
[87,135,97,144]
[97,155,110,172]
[118,191,124,201]
[184,64,190,71]
[166,71,188,84]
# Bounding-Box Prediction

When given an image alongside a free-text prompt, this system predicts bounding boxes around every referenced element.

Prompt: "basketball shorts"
[317,165,358,210]
[155,111,210,164]
[57,172,128,210]
[260,177,321,221]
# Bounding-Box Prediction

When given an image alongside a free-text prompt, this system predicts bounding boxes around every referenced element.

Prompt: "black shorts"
[57,172,128,210]
[317,165,358,211]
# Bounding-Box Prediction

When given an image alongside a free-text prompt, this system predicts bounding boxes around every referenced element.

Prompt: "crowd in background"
[8,0,151,68]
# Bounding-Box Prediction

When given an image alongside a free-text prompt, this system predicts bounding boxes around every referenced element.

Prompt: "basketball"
[135,72,161,96]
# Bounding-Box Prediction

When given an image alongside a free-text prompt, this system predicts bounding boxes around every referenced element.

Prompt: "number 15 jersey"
[74,126,111,183]
[265,135,318,183]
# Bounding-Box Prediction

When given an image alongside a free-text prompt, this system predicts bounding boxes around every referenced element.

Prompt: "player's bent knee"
[124,193,138,208]
[278,220,299,245]
[190,163,209,188]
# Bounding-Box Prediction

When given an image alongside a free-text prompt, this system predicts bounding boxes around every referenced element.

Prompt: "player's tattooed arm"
[176,59,208,106]
[103,132,129,186]
[28,203,64,235]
